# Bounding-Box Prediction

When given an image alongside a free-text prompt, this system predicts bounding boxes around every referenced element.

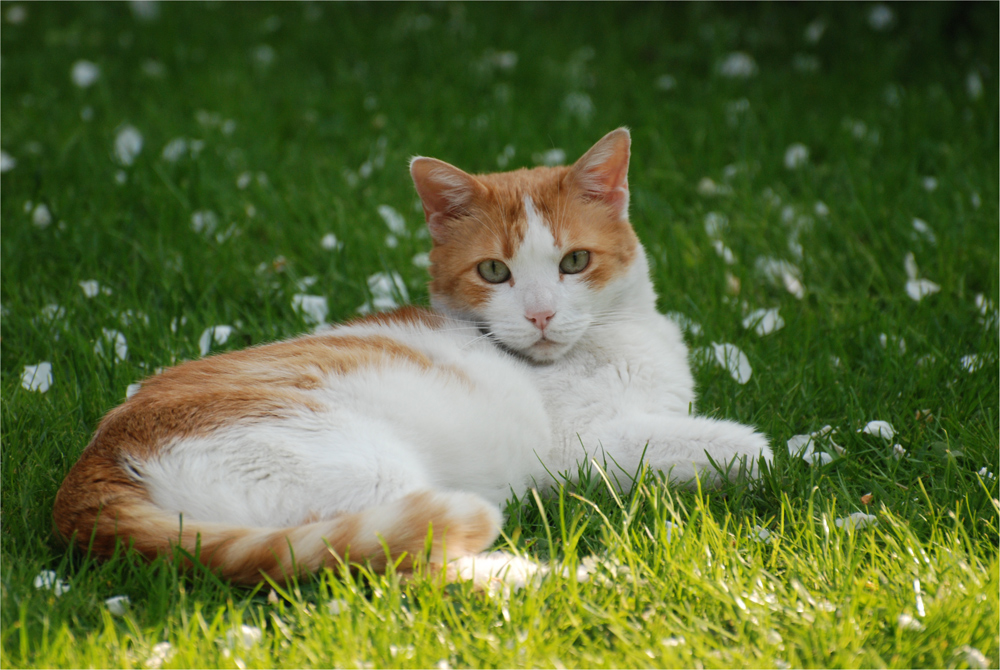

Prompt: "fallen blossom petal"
[411,252,431,268]
[95,328,128,361]
[868,4,894,31]
[703,212,728,239]
[904,252,919,280]
[892,444,907,460]
[105,595,130,616]
[21,362,53,392]
[33,570,70,596]
[359,271,409,313]
[327,599,348,615]
[161,137,188,162]
[835,512,877,530]
[126,383,142,399]
[711,342,752,384]
[897,613,923,631]
[226,625,263,648]
[906,278,940,301]
[114,125,144,166]
[783,143,809,170]
[71,60,101,88]
[861,421,895,441]
[742,307,784,336]
[955,646,990,669]
[911,218,936,244]
[377,204,407,235]
[922,176,938,192]
[711,240,736,264]
[191,210,218,235]
[0,150,16,173]
[321,233,342,250]
[199,325,233,356]
[978,467,995,480]
[787,434,815,459]
[752,525,772,544]
[144,642,174,669]
[717,52,758,78]
[292,294,328,325]
[32,203,52,228]
[532,148,566,167]
[961,354,983,372]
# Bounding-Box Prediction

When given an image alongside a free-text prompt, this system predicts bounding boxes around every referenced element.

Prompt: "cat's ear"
[568,127,631,217]
[410,157,485,242]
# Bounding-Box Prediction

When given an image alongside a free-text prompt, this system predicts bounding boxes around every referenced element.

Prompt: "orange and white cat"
[54,128,771,585]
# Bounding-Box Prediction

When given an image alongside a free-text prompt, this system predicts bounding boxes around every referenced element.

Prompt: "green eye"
[559,250,590,274]
[477,259,511,283]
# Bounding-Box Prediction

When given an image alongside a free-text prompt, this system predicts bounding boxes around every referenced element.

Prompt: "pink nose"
[526,309,555,330]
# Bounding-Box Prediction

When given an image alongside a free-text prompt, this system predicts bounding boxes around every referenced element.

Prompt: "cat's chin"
[519,338,574,364]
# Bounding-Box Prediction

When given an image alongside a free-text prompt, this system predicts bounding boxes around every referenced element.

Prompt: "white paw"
[448,550,547,591]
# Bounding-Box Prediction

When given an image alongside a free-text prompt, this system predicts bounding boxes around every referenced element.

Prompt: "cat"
[53,128,771,585]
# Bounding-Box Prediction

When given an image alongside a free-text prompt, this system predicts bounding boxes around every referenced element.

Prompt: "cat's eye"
[559,250,590,274]
[477,259,511,283]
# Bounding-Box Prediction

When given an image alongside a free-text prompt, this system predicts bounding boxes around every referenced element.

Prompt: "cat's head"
[410,128,652,363]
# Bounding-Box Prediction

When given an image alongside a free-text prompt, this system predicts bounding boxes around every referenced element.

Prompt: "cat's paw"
[447,550,547,592]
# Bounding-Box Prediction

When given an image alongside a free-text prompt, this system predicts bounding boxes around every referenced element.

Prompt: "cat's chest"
[532,318,694,423]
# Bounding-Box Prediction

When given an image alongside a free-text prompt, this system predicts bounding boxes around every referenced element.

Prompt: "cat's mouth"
[478,323,565,362]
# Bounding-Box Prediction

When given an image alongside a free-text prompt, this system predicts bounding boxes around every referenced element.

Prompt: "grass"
[1,2,997,668]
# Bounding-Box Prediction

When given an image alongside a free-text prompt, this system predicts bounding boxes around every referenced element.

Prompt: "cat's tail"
[53,460,501,584]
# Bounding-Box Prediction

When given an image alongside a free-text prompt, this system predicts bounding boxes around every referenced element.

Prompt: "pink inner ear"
[571,129,631,210]
[410,157,482,239]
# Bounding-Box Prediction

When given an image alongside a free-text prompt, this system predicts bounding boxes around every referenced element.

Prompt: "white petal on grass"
[703,212,728,239]
[532,148,566,167]
[752,525,773,544]
[5,5,27,24]
[878,332,906,354]
[711,342,752,384]
[33,570,70,596]
[71,60,101,88]
[41,304,66,321]
[835,512,877,530]
[906,278,940,301]
[755,257,805,299]
[955,646,990,670]
[79,279,109,298]
[320,233,343,251]
[655,74,677,91]
[0,151,16,173]
[665,312,703,338]
[804,18,827,44]
[226,625,263,648]
[377,204,408,235]
[327,599,348,615]
[32,203,52,228]
[114,125,143,166]
[784,143,809,169]
[861,420,895,441]
[911,218,936,244]
[892,444,907,460]
[966,72,984,101]
[161,137,188,162]
[696,177,732,197]
[922,176,938,192]
[563,91,594,122]
[359,271,410,313]
[144,642,174,669]
[292,294,328,325]
[126,382,142,399]
[868,4,895,31]
[978,467,995,480]
[105,595,130,616]
[904,252,919,279]
[814,201,830,217]
[129,0,160,22]
[95,328,128,361]
[411,252,431,269]
[21,362,53,392]
[199,325,233,356]
[191,210,218,235]
[897,613,924,631]
[961,354,984,373]
[742,307,784,336]
[717,52,758,78]
[711,240,736,265]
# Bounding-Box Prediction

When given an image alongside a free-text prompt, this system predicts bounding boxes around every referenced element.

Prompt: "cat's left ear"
[568,127,631,218]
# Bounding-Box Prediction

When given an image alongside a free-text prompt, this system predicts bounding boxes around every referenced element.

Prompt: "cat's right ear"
[409,157,485,242]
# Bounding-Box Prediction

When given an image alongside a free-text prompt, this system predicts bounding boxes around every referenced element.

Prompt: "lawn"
[1,2,998,668]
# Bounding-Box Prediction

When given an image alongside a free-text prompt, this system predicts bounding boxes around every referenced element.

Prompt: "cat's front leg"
[579,413,772,489]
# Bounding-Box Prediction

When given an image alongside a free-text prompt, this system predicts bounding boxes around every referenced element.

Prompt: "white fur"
[135,198,771,560]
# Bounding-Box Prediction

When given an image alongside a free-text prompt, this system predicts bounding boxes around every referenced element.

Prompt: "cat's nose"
[525,309,555,330]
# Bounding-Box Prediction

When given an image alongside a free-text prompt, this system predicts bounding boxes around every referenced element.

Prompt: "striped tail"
[54,485,502,584]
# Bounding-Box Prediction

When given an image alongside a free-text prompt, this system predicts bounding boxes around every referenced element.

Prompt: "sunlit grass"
[2,2,997,668]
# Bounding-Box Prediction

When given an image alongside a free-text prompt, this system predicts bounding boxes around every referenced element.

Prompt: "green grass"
[2,2,997,668]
